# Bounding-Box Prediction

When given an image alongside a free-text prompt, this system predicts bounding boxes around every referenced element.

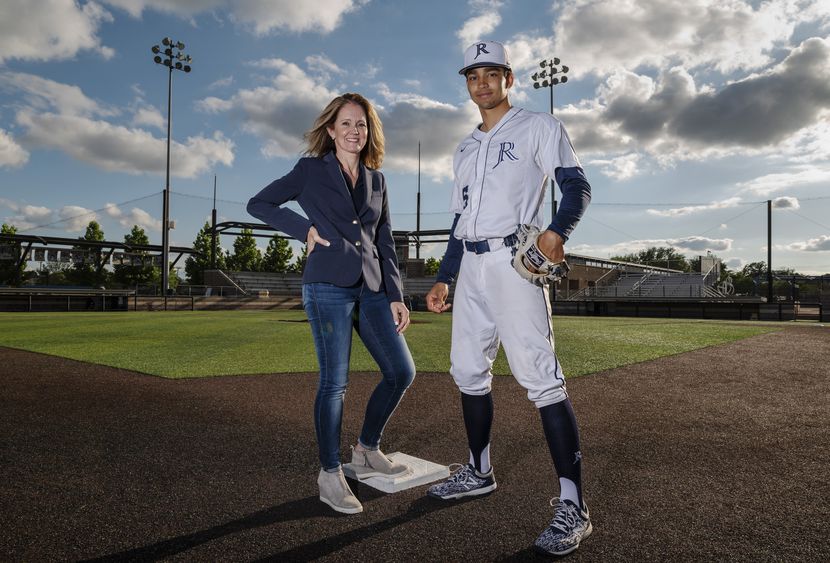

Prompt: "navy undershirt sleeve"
[436,213,463,285]
[548,166,591,241]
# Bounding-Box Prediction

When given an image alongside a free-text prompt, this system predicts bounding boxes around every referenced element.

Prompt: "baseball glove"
[511,224,570,286]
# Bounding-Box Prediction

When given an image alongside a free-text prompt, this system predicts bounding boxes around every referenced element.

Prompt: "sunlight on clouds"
[737,167,830,197]
[105,203,163,231]
[551,0,810,77]
[0,129,29,168]
[773,196,799,210]
[646,197,743,217]
[588,153,642,180]
[0,0,113,63]
[17,111,234,178]
[59,206,98,232]
[784,235,830,252]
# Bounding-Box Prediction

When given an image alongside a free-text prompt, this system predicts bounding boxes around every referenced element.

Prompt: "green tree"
[611,246,690,272]
[185,222,225,284]
[261,235,293,273]
[424,256,441,276]
[227,228,261,271]
[67,220,109,287]
[113,225,159,288]
[0,223,27,287]
[289,245,308,273]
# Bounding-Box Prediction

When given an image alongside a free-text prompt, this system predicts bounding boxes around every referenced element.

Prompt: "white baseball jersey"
[447,106,587,407]
[451,107,581,242]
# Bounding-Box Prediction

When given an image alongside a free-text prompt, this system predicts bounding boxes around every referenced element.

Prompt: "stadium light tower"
[531,58,569,218]
[151,37,192,301]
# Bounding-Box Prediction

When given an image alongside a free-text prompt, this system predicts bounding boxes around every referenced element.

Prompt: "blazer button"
[352,219,358,225]
[355,241,362,247]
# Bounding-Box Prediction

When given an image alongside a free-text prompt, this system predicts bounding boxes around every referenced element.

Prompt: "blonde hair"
[304,93,385,170]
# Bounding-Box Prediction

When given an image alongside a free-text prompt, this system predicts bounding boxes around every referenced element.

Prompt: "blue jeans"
[303,282,416,471]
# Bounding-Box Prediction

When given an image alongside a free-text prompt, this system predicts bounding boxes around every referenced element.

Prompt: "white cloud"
[59,205,98,232]
[103,0,368,34]
[585,236,733,257]
[208,76,235,90]
[457,1,503,47]
[647,197,743,217]
[131,106,165,130]
[550,0,817,77]
[0,72,117,118]
[0,0,114,63]
[560,36,830,173]
[0,128,29,168]
[588,153,642,180]
[2,72,235,178]
[782,235,830,251]
[772,196,799,210]
[737,166,830,197]
[199,59,477,179]
[105,203,163,231]
[17,111,234,178]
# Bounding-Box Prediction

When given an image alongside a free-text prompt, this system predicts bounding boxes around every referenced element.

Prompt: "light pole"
[531,58,569,219]
[151,37,192,302]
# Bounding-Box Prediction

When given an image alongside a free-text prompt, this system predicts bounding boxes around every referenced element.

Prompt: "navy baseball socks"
[427,392,497,499]
[535,398,592,555]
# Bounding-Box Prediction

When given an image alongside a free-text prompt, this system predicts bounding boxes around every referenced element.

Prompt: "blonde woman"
[248,93,415,514]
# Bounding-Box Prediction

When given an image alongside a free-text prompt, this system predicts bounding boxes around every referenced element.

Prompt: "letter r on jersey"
[475,43,489,59]
[494,142,518,169]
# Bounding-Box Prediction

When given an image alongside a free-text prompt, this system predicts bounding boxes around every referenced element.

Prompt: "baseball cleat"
[533,498,592,556]
[427,463,497,500]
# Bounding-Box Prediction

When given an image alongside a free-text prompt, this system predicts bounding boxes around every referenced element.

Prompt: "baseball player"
[425,40,593,557]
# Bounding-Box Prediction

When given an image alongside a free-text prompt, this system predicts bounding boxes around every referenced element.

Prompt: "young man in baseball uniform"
[425,40,593,557]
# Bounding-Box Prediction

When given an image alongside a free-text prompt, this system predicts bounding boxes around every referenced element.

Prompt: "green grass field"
[0,311,781,379]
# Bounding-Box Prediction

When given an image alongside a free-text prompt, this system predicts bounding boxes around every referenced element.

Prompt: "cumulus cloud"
[59,205,98,232]
[737,166,830,197]
[131,106,165,130]
[457,1,503,47]
[105,203,163,231]
[0,0,114,63]
[560,36,830,171]
[646,197,743,217]
[588,153,642,180]
[17,112,234,178]
[550,0,819,77]
[0,128,29,168]
[198,60,477,180]
[2,72,235,178]
[0,199,54,231]
[773,196,800,209]
[782,235,830,251]
[594,236,733,257]
[103,0,367,34]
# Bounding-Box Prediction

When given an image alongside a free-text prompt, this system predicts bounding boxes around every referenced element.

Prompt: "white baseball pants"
[450,244,568,407]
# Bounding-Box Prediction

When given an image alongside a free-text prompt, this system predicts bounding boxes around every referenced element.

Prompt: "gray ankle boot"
[317,468,363,514]
[349,446,410,480]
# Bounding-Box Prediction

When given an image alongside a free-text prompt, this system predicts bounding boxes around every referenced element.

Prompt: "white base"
[342,452,449,493]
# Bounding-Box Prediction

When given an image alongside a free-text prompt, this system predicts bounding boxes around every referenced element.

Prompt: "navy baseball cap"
[459,40,512,75]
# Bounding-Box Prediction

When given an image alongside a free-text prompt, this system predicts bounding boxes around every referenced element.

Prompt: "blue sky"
[1,0,829,275]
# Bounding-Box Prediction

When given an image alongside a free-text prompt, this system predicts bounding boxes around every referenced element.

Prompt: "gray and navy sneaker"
[534,497,593,556]
[427,463,497,500]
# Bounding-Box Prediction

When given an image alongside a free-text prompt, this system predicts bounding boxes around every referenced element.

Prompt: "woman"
[247,93,416,515]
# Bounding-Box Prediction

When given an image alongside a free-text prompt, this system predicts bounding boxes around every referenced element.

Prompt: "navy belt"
[464,233,519,255]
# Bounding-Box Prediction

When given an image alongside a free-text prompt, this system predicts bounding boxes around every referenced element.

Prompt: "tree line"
[0,221,306,288]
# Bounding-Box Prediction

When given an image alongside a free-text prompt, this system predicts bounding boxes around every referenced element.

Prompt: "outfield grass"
[0,311,781,379]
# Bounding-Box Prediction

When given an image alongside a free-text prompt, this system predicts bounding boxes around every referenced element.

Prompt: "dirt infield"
[1,325,828,562]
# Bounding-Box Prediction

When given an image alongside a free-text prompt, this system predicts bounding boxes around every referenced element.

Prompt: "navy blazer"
[247,151,404,303]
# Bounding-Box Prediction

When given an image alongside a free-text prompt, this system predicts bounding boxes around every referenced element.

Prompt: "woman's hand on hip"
[390,301,411,334]
[306,225,330,253]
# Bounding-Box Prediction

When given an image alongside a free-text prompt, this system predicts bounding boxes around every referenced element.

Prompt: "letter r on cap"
[475,43,489,59]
